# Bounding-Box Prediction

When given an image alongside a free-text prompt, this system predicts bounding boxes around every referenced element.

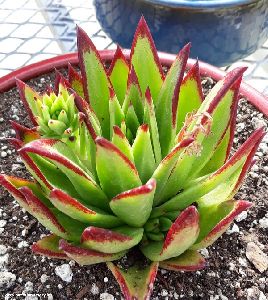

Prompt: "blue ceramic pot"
[94,0,268,66]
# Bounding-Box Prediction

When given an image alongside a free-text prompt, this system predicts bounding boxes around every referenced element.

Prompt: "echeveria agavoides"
[1,17,265,300]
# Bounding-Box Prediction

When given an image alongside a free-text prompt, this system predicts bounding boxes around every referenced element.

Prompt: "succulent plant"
[0,17,265,299]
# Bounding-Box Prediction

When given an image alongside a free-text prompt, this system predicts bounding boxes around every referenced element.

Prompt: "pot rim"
[0,50,267,117]
[141,0,260,9]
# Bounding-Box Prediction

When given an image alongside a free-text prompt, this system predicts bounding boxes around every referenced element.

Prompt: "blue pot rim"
[142,0,260,9]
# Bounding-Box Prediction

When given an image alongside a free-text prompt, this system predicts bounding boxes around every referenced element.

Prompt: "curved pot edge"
[0,50,267,118]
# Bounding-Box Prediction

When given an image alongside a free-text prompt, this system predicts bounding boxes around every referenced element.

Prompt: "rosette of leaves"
[1,18,265,299]
[17,81,79,139]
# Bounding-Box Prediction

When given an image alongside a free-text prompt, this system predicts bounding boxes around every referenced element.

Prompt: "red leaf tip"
[140,124,149,132]
[113,126,125,138]
[145,87,152,102]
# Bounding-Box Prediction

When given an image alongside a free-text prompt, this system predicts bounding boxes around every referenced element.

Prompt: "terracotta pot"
[0,50,267,117]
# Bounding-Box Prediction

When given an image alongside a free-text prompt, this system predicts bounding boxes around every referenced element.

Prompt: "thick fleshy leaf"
[16,79,41,125]
[77,26,111,138]
[59,239,125,265]
[54,70,71,95]
[160,250,207,271]
[151,127,265,217]
[199,96,237,176]
[107,261,158,300]
[16,142,81,199]
[73,92,100,137]
[199,126,231,177]
[77,114,96,177]
[130,16,164,100]
[32,234,68,259]
[161,68,246,200]
[132,124,156,183]
[152,138,194,206]
[10,121,40,144]
[0,175,32,211]
[20,139,109,210]
[155,43,190,157]
[81,226,143,253]
[112,126,133,162]
[109,88,125,138]
[122,67,143,123]
[19,187,68,239]
[108,46,129,104]
[96,137,142,199]
[176,62,203,132]
[68,63,84,97]
[192,200,252,250]
[110,179,156,227]
[141,206,199,261]
[125,104,140,138]
[49,189,122,228]
[143,88,162,165]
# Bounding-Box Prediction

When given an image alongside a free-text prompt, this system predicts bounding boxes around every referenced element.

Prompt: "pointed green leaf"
[0,175,33,211]
[109,88,125,139]
[130,17,164,100]
[68,63,84,98]
[122,67,143,123]
[151,127,265,217]
[107,261,158,300]
[112,126,134,162]
[77,26,111,138]
[59,239,126,265]
[155,44,190,157]
[81,226,143,253]
[141,206,199,261]
[199,100,237,176]
[16,79,41,126]
[10,121,40,144]
[19,187,68,239]
[108,46,129,104]
[144,88,162,165]
[54,71,71,95]
[126,104,140,138]
[192,200,251,250]
[96,137,142,198]
[160,250,206,271]
[49,189,123,228]
[152,138,194,206]
[132,124,156,183]
[176,61,203,132]
[73,92,101,137]
[32,234,68,259]
[162,68,246,199]
[20,139,109,210]
[110,179,156,227]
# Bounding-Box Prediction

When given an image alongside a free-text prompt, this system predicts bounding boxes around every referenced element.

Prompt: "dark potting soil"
[0,69,267,300]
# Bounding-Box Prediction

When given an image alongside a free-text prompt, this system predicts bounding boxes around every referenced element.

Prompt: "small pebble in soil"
[103,276,108,283]
[0,271,16,290]
[0,220,7,227]
[100,292,115,300]
[0,245,7,256]
[200,248,210,259]
[226,223,240,234]
[259,217,268,229]
[17,241,29,248]
[0,253,9,270]
[235,211,248,222]
[246,242,268,273]
[55,264,73,283]
[40,273,48,284]
[24,281,34,292]
[91,283,100,295]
